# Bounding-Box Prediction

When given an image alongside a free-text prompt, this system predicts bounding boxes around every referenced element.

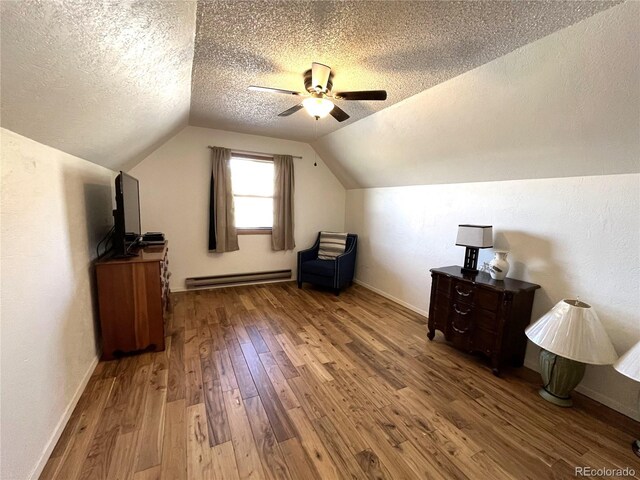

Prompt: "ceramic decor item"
[489,251,510,280]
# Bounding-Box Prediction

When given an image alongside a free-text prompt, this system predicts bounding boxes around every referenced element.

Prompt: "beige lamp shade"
[525,299,618,365]
[614,341,640,382]
[455,225,493,248]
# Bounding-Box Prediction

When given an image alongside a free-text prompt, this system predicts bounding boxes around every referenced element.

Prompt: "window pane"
[234,197,273,228]
[230,158,274,197]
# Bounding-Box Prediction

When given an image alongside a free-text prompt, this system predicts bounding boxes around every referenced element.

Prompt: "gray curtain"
[272,154,295,251]
[209,147,239,253]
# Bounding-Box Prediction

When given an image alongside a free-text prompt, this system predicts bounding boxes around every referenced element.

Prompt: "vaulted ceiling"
[189,0,619,141]
[0,1,620,171]
[0,1,197,171]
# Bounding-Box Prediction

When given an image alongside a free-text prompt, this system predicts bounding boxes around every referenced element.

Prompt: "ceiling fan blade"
[334,90,387,101]
[278,103,304,117]
[329,104,350,122]
[311,62,331,91]
[249,85,304,96]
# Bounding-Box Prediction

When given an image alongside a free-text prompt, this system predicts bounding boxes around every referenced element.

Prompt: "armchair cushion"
[317,231,348,260]
[300,259,336,277]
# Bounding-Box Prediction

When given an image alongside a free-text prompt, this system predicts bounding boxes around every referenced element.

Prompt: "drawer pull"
[453,304,470,315]
[451,322,469,334]
[455,286,471,297]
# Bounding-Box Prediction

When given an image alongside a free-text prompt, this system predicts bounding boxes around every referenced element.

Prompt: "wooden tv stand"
[95,243,170,360]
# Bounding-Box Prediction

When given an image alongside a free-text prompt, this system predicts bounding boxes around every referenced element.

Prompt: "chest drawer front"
[475,287,500,311]
[472,327,496,356]
[475,308,500,333]
[450,302,473,334]
[449,302,473,350]
[452,280,474,303]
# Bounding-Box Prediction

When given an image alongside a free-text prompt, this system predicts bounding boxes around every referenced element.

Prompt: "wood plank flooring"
[41,282,640,480]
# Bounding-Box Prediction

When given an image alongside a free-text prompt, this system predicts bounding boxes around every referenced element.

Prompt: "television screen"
[114,172,142,256]
[119,172,141,237]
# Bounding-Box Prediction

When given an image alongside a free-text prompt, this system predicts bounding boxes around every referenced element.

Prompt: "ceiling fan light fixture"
[302,97,334,118]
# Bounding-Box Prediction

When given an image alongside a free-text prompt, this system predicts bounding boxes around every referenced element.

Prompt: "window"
[230,155,274,231]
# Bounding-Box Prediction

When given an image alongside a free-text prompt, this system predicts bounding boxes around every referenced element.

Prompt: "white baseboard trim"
[575,385,640,421]
[524,358,639,421]
[353,278,429,317]
[171,277,294,293]
[29,355,99,480]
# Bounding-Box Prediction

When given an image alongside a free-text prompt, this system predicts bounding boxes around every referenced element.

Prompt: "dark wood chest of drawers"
[427,266,540,375]
[96,243,170,360]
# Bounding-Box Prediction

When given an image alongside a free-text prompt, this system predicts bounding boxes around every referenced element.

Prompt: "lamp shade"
[455,225,493,248]
[525,299,618,365]
[614,341,640,382]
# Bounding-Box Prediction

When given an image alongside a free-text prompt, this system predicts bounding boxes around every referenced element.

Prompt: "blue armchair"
[297,233,358,295]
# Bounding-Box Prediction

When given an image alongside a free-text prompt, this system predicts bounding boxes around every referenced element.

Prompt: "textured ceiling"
[0,1,196,171]
[189,0,619,142]
[312,1,639,189]
[0,1,621,171]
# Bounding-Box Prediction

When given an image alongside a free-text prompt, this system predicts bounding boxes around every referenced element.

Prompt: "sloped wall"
[337,2,640,418]
[0,2,196,171]
[314,2,639,188]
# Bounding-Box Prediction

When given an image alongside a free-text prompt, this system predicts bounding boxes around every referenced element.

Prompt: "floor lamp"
[613,341,640,457]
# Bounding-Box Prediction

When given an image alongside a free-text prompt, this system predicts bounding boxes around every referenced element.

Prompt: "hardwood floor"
[41,282,639,480]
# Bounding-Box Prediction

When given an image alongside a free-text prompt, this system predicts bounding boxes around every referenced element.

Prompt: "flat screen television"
[113,171,142,256]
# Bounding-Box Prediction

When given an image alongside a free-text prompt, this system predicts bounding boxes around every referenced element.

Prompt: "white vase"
[489,251,510,280]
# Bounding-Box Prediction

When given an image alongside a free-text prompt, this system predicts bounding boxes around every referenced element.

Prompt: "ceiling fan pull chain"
[313,118,318,167]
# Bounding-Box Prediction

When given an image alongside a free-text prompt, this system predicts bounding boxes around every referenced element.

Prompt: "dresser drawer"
[450,302,473,335]
[475,287,500,312]
[472,327,496,356]
[449,303,473,350]
[452,280,474,303]
[475,307,500,333]
[436,275,452,294]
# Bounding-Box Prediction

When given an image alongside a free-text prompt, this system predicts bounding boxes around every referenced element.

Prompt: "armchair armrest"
[298,246,318,264]
[335,240,356,263]
[297,236,321,283]
[335,238,357,288]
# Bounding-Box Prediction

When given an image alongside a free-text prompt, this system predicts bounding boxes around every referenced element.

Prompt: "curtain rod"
[207,146,302,160]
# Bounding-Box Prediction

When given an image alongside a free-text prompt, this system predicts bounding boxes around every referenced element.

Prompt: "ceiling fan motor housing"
[304,69,333,94]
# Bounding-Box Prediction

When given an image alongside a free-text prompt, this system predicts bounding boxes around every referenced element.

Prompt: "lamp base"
[633,439,640,458]
[538,350,586,408]
[462,247,480,273]
[539,387,574,407]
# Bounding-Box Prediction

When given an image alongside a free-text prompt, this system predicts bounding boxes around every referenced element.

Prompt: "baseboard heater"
[185,269,292,289]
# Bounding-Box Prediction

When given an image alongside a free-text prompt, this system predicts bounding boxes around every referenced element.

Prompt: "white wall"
[0,128,115,479]
[130,126,346,290]
[313,2,639,188]
[337,2,640,419]
[346,174,640,419]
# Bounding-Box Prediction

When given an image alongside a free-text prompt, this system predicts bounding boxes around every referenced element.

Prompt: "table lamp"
[456,225,493,275]
[525,299,618,407]
[613,340,640,457]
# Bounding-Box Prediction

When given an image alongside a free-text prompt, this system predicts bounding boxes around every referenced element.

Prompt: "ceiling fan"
[248,62,387,122]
